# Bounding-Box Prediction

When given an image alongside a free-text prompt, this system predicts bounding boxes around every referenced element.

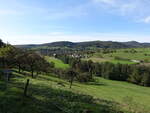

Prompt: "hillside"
[15,41,150,49]
[122,41,150,48]
[84,48,150,64]
[15,41,150,48]
[0,71,150,113]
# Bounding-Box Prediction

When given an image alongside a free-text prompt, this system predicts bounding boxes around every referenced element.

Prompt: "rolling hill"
[0,70,150,113]
[15,41,150,49]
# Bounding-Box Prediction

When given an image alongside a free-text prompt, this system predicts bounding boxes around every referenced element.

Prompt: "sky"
[0,0,150,44]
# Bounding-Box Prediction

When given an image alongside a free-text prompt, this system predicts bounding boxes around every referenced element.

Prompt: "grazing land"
[45,56,70,69]
[0,71,150,113]
[1,40,150,113]
[84,48,150,64]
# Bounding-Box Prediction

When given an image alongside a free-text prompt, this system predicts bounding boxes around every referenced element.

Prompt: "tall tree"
[14,48,26,72]
[26,52,43,78]
[141,73,150,86]
[66,69,78,88]
[0,45,16,68]
[0,39,5,48]
[128,68,142,84]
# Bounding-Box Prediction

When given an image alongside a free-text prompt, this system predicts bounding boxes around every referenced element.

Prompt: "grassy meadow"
[0,71,150,113]
[84,48,150,64]
[45,56,70,69]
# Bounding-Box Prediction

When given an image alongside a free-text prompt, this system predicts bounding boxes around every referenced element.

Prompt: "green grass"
[109,59,136,64]
[103,48,150,61]
[84,57,136,64]
[0,72,124,113]
[45,56,70,69]
[0,72,150,113]
[84,48,150,64]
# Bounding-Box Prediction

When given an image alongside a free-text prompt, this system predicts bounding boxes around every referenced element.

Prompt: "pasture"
[84,48,150,64]
[45,56,70,69]
[0,71,150,113]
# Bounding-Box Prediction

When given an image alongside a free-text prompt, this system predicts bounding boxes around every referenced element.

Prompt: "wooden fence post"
[24,79,30,96]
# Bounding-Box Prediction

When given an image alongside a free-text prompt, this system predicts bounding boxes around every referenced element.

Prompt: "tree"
[26,52,44,78]
[34,57,53,77]
[128,68,142,84]
[77,72,92,82]
[87,60,94,78]
[0,45,16,68]
[14,48,26,72]
[66,69,78,88]
[0,39,5,48]
[141,73,150,86]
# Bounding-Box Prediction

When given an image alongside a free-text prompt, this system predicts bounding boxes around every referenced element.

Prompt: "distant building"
[70,54,83,58]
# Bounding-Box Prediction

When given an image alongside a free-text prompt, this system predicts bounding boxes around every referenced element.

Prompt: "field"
[45,56,70,69]
[1,48,150,113]
[84,48,150,64]
[0,71,150,113]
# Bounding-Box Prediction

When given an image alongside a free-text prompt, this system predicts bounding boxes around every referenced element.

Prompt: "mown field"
[84,48,150,64]
[45,56,70,69]
[0,71,150,113]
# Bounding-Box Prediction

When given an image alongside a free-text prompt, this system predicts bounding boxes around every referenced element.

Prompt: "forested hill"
[15,41,150,49]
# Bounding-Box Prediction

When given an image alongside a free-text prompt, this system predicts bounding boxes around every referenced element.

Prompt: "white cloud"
[91,0,150,23]
[142,16,150,23]
[93,0,116,5]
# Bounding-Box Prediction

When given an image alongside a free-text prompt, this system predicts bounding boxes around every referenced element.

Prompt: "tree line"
[0,44,54,78]
[57,55,150,87]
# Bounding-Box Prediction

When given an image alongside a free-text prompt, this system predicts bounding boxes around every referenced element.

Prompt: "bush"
[77,72,93,83]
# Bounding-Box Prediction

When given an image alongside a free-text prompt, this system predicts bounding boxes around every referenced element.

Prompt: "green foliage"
[128,68,142,84]
[141,73,150,86]
[0,39,5,48]
[0,45,16,68]
[77,72,93,83]
[57,54,150,87]
[66,68,78,88]
[0,46,53,78]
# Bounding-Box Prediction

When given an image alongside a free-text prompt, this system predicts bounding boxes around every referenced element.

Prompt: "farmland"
[84,48,150,64]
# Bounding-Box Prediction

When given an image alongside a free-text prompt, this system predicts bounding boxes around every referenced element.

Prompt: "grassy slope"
[45,56,70,69]
[85,48,150,64]
[0,73,124,113]
[71,78,150,111]
[84,57,136,64]
[0,72,150,113]
[103,48,150,61]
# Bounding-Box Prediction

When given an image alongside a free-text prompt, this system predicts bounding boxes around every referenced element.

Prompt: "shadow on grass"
[0,77,125,113]
[12,71,31,78]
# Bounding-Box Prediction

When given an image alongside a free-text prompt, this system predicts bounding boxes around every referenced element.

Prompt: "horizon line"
[12,40,149,45]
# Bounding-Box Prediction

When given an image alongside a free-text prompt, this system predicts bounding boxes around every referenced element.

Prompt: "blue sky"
[0,0,150,44]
